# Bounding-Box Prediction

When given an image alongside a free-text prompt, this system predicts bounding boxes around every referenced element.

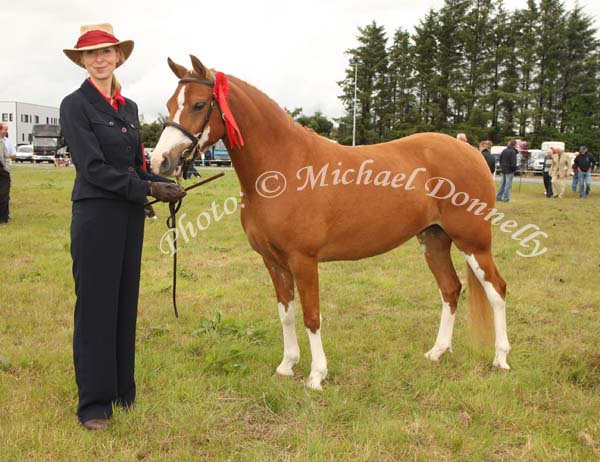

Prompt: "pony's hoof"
[424,345,452,361]
[275,365,294,377]
[493,352,511,370]
[493,360,511,370]
[306,377,323,391]
[276,357,298,377]
[306,369,327,391]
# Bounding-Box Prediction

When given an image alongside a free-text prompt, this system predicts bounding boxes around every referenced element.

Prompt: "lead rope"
[146,172,226,318]
[167,198,183,318]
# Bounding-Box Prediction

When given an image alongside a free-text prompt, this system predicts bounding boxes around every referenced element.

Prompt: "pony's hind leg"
[264,259,300,377]
[463,252,510,369]
[417,226,462,361]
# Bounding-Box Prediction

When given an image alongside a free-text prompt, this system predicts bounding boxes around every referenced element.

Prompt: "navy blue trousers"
[0,166,10,223]
[71,198,145,423]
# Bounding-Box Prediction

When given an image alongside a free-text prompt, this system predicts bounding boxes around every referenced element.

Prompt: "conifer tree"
[387,28,417,138]
[412,10,440,130]
[338,21,389,144]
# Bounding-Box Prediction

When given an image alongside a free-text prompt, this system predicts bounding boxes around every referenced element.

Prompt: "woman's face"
[82,46,118,82]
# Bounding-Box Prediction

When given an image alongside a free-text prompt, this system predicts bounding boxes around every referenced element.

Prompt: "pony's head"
[151,55,227,177]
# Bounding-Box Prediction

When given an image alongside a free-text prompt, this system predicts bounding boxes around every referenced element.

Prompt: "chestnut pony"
[150,56,510,390]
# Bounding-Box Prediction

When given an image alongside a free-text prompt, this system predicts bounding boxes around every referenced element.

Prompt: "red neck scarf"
[87,77,126,112]
[212,72,244,149]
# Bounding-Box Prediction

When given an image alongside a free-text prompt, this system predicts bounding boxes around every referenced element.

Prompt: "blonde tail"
[467,264,494,346]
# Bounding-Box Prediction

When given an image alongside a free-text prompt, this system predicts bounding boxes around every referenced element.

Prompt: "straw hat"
[63,23,134,68]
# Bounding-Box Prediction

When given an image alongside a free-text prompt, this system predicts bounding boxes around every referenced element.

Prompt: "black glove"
[147,182,186,203]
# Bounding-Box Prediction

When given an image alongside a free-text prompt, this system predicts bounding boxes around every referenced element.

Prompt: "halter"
[162,76,220,178]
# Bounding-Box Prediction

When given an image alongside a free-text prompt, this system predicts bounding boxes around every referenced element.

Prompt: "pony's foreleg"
[288,254,327,390]
[264,260,299,377]
[417,227,462,361]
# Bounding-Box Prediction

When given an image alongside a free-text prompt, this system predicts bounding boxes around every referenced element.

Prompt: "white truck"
[540,141,565,152]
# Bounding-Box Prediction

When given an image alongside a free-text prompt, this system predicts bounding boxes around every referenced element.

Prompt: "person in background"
[2,123,16,157]
[573,146,595,198]
[0,123,16,223]
[479,140,495,174]
[496,140,518,203]
[456,133,468,143]
[550,146,570,198]
[183,163,201,179]
[60,23,186,431]
[571,156,579,192]
[542,148,554,198]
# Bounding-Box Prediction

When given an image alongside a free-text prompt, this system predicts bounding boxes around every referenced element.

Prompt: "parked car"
[15,144,34,163]
[205,140,231,166]
[144,148,154,170]
[528,149,545,174]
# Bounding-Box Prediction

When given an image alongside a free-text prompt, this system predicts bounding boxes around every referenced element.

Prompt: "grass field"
[1,165,599,461]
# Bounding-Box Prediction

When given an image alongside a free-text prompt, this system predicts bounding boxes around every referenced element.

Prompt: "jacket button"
[127,146,132,151]
[122,127,128,133]
[128,166,134,172]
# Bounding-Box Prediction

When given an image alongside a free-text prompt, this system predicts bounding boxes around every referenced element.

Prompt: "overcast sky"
[4,0,599,122]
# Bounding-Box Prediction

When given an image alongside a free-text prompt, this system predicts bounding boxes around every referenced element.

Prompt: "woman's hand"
[147,182,186,202]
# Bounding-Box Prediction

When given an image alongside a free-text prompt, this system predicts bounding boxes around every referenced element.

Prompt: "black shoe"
[81,418,109,431]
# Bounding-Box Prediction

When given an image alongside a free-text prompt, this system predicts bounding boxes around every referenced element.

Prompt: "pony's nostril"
[160,155,170,173]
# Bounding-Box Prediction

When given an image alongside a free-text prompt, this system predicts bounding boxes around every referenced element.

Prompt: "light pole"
[352,61,358,146]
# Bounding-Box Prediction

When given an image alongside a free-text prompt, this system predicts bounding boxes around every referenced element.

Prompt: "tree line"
[336,0,600,153]
[140,110,334,147]
[141,0,599,154]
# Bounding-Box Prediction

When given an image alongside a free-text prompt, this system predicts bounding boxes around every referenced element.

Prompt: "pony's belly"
[317,229,416,262]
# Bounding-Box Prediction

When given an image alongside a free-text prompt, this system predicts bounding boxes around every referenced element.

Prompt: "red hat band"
[75,30,120,49]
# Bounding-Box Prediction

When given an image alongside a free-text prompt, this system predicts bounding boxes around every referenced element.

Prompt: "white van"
[541,141,565,152]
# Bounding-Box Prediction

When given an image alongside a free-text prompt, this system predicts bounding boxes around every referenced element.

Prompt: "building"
[0,101,60,146]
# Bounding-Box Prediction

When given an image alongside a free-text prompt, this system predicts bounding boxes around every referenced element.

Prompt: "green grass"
[1,165,599,461]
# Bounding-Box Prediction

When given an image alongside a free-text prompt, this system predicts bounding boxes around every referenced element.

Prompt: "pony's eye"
[193,102,205,112]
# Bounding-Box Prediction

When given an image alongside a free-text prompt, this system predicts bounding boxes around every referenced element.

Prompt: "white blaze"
[150,126,191,174]
[173,86,186,123]
[150,86,189,174]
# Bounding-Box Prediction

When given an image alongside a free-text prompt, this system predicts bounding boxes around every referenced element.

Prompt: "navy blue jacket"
[481,148,495,173]
[60,80,169,203]
[499,146,518,174]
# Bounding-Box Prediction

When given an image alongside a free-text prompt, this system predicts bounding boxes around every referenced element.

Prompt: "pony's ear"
[190,55,208,79]
[168,58,188,79]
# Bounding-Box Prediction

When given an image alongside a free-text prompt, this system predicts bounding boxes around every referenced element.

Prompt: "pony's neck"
[222,75,312,196]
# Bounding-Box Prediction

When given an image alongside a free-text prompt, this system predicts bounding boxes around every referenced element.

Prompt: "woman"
[479,140,495,174]
[60,24,185,430]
